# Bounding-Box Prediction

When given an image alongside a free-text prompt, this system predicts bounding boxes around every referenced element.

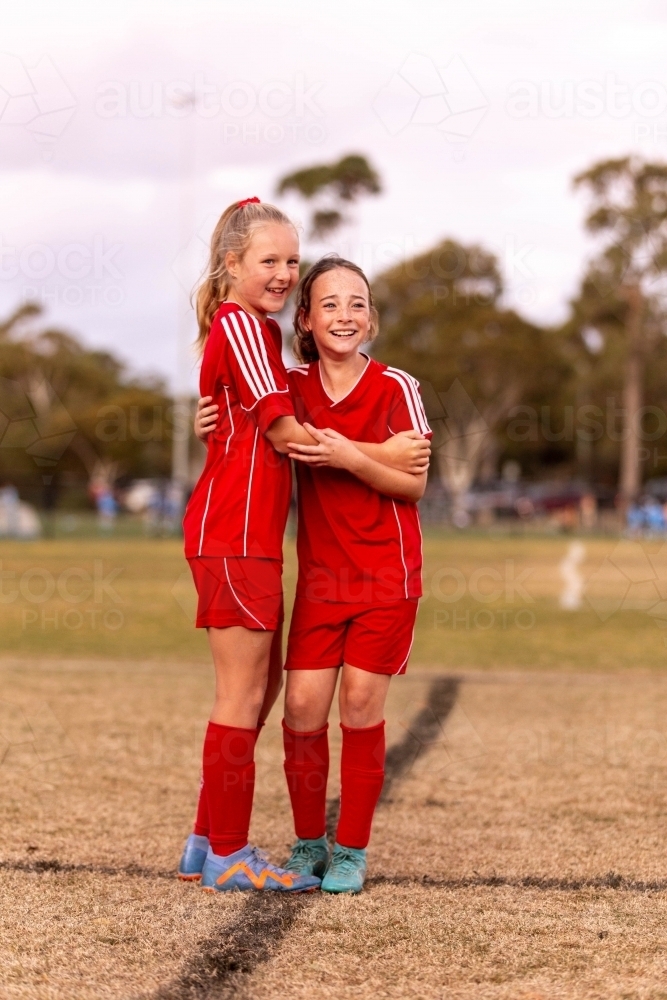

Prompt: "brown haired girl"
[281,256,431,893]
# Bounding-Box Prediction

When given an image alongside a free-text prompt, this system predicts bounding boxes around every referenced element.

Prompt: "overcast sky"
[1,0,666,392]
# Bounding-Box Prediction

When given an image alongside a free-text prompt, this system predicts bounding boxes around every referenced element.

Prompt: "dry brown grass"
[2,659,667,998]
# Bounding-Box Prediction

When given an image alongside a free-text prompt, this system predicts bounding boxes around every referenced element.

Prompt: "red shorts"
[188,557,283,631]
[285,597,418,675]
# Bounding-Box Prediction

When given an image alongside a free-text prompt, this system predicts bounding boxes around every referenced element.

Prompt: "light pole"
[170,89,197,517]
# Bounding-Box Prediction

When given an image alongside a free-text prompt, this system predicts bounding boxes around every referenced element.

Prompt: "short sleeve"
[219,309,294,433]
[383,368,432,438]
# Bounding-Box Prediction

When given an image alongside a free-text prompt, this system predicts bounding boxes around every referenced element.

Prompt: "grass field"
[2,530,667,669]
[3,532,667,998]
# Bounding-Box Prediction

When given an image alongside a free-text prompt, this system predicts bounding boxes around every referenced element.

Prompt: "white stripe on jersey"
[288,365,310,376]
[222,316,263,399]
[383,368,431,435]
[243,428,259,556]
[228,311,274,396]
[247,313,279,393]
[237,311,277,394]
[223,385,235,456]
[198,478,214,556]
[391,499,409,599]
[390,368,430,435]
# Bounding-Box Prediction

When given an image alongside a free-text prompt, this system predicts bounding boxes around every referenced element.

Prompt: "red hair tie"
[238,196,260,208]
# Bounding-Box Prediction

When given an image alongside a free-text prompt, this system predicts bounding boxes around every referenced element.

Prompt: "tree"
[0,304,173,507]
[276,153,381,239]
[574,157,667,503]
[372,239,560,515]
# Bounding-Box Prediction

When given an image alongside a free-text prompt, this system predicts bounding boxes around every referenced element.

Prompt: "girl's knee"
[284,687,329,731]
[339,691,375,727]
[284,686,311,722]
[340,675,388,728]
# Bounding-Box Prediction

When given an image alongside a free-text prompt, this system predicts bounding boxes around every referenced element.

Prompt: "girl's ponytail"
[194,199,296,354]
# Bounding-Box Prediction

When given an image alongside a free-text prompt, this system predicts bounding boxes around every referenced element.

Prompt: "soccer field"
[2,534,667,998]
[2,531,667,670]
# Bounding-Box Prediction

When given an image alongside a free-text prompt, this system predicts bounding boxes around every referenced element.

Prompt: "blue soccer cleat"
[178,833,209,881]
[284,836,330,878]
[200,844,321,893]
[321,844,367,894]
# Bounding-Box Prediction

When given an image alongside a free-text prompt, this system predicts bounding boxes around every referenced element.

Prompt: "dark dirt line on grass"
[146,894,313,1000]
[380,675,461,803]
[147,674,461,1000]
[6,856,664,898]
[325,674,461,838]
[0,858,173,880]
[368,872,667,893]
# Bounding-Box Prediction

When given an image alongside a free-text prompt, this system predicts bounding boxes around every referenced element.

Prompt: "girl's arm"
[353,434,429,474]
[264,415,317,450]
[289,425,427,503]
[194,400,429,475]
[193,402,311,450]
[194,401,310,448]
[267,418,429,476]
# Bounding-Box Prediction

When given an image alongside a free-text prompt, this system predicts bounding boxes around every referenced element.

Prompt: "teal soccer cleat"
[284,836,330,878]
[200,845,321,893]
[321,844,367,894]
[178,833,209,881]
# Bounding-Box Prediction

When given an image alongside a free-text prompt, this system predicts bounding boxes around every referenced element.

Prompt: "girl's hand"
[194,396,219,441]
[288,424,364,472]
[377,431,430,474]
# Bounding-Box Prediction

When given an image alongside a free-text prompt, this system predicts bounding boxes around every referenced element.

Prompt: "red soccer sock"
[202,721,259,855]
[193,722,264,839]
[283,720,329,840]
[336,721,386,850]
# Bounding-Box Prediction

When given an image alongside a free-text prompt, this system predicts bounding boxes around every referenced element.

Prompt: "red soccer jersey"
[286,357,432,603]
[183,302,295,560]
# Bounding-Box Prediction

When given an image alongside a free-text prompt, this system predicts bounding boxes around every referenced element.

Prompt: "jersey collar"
[317,354,372,407]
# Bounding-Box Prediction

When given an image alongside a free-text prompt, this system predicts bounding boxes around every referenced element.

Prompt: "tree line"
[2,153,667,511]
